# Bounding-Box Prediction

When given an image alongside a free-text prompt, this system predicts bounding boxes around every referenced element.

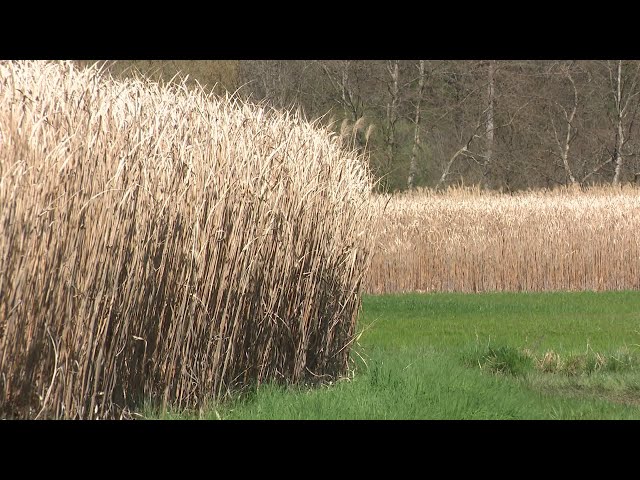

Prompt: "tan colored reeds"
[0,61,377,419]
[366,185,640,293]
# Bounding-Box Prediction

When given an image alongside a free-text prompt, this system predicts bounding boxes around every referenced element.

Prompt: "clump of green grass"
[464,345,534,377]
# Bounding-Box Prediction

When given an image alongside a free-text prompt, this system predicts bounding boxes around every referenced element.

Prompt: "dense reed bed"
[0,61,376,419]
[366,186,640,294]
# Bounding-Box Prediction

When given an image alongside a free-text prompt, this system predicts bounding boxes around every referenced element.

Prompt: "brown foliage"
[0,61,376,419]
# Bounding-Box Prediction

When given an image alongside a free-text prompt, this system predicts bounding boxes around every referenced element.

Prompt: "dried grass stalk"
[0,61,377,419]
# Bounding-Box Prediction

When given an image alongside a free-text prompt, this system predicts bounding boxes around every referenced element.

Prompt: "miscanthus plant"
[0,60,377,419]
[367,185,640,293]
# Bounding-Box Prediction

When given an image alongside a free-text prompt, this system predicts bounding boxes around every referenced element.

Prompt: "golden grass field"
[365,185,640,293]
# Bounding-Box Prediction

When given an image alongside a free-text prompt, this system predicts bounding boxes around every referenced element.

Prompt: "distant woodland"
[78,60,640,192]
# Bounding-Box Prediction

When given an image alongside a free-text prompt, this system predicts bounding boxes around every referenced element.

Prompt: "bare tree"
[436,120,485,189]
[385,60,400,173]
[607,60,640,184]
[320,60,365,122]
[545,61,580,185]
[434,61,533,189]
[483,60,496,188]
[408,60,426,189]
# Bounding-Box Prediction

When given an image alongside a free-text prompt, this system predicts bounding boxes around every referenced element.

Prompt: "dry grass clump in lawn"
[366,185,640,293]
[526,347,638,376]
[0,60,377,419]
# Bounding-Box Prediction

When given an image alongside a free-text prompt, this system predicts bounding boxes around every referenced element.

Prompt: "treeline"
[79,60,640,192]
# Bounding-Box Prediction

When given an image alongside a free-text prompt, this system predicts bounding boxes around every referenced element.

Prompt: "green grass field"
[148,291,640,419]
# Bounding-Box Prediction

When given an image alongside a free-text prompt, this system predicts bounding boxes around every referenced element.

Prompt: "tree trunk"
[408,60,425,190]
[613,60,624,185]
[386,60,400,172]
[341,61,351,119]
[483,60,496,189]
[555,64,578,185]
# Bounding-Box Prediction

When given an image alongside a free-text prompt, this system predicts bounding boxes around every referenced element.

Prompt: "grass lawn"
[148,291,640,420]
